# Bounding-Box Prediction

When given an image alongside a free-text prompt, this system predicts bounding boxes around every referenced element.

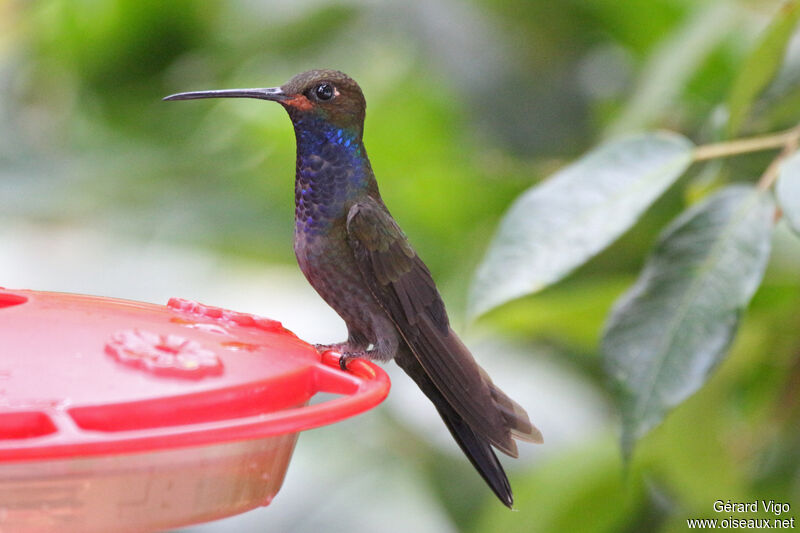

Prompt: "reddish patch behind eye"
[284,95,313,111]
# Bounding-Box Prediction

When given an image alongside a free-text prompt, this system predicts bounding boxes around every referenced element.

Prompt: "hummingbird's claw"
[314,343,353,371]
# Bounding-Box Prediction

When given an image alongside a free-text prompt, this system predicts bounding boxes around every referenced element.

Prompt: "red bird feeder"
[0,288,389,532]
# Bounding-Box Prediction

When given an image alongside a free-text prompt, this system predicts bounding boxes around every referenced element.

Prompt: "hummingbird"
[164,69,542,507]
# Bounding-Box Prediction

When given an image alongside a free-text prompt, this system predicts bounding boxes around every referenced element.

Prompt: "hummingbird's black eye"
[314,83,334,101]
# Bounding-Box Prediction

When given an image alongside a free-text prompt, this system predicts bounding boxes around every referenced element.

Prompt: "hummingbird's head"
[164,69,366,136]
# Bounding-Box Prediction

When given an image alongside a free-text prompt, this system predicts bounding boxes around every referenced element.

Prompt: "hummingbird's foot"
[314,343,362,371]
[335,351,372,370]
[314,342,349,355]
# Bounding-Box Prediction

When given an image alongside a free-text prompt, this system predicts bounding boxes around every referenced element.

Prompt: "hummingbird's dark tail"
[395,350,515,508]
[436,394,515,508]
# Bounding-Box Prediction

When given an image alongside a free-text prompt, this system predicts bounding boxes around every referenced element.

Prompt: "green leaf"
[602,185,775,457]
[777,149,800,235]
[468,132,694,320]
[727,0,800,136]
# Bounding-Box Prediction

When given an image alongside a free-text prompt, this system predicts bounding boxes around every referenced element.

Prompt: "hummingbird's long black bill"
[163,87,286,102]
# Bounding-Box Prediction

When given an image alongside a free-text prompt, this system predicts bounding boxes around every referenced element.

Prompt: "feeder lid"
[0,288,389,461]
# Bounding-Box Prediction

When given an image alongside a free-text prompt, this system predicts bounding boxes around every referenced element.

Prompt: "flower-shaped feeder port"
[0,288,389,532]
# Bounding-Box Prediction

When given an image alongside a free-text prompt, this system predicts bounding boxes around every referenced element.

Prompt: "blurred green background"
[1,0,799,531]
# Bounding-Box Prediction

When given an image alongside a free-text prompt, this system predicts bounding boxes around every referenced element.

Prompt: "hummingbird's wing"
[346,198,541,455]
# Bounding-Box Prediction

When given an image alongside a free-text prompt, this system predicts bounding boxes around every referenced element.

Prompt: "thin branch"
[758,132,800,190]
[693,126,800,161]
